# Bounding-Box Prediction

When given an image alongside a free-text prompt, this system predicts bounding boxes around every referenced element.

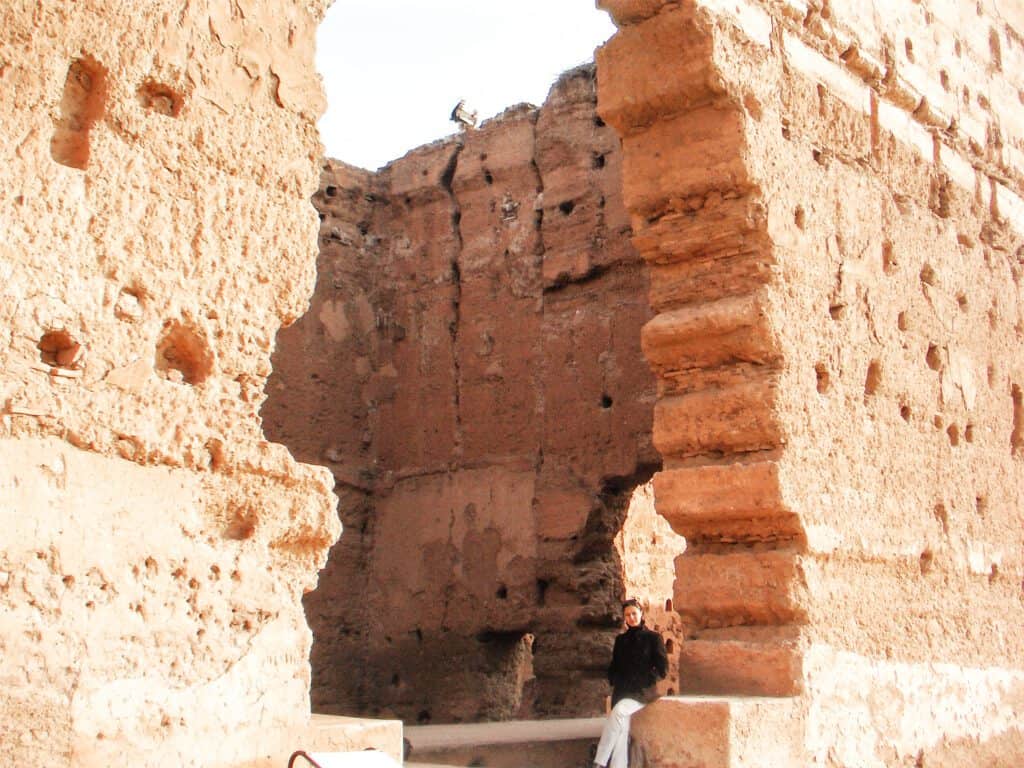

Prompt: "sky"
[316,1,617,170]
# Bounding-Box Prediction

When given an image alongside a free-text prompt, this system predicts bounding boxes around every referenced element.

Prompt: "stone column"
[597,0,1024,763]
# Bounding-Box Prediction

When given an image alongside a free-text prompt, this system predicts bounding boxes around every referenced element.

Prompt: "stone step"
[631,696,803,768]
[404,717,604,768]
[298,714,405,762]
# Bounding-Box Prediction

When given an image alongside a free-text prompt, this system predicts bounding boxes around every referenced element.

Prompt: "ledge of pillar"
[630,695,803,768]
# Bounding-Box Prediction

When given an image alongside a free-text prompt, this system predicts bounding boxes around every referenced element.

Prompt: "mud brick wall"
[265,66,686,722]
[0,2,337,766]
[598,0,1024,764]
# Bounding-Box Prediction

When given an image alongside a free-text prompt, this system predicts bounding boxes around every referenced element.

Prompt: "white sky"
[316,1,617,170]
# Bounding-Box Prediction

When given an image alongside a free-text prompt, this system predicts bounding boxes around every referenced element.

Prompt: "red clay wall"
[265,66,686,722]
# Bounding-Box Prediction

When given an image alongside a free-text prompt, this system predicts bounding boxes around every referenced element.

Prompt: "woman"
[593,599,668,768]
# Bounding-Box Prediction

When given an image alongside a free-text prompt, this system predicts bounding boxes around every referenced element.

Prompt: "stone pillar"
[0,1,337,766]
[598,0,1024,763]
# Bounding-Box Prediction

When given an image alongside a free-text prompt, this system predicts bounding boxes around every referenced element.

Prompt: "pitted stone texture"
[598,0,1024,763]
[265,67,682,722]
[0,2,337,766]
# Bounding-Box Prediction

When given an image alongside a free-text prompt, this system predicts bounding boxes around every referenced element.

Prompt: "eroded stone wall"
[598,0,1024,764]
[0,2,337,766]
[265,66,686,722]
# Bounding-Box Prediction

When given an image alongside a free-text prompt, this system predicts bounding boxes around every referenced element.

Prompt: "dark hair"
[621,598,642,611]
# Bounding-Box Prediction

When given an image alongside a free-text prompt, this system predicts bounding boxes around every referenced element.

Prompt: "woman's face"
[623,605,642,627]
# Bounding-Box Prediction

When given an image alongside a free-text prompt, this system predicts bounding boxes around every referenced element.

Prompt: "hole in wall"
[559,200,576,216]
[900,404,912,422]
[897,312,909,332]
[664,598,672,612]
[51,56,108,170]
[38,329,84,368]
[925,344,943,371]
[920,264,937,287]
[665,638,674,654]
[964,423,975,443]
[325,185,338,197]
[919,549,934,575]
[592,152,606,169]
[882,241,896,274]
[864,360,882,396]
[600,394,613,409]
[904,38,915,62]
[138,80,184,117]
[933,503,949,534]
[975,495,988,517]
[815,363,831,394]
[947,424,960,446]
[484,169,494,185]
[156,321,213,385]
[794,206,806,229]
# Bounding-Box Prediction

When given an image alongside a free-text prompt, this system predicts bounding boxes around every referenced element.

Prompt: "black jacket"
[607,623,668,705]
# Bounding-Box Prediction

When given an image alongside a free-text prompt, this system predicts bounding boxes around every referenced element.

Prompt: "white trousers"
[594,698,644,768]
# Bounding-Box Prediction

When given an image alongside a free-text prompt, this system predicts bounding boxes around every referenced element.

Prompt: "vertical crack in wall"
[441,141,465,461]
[529,110,547,482]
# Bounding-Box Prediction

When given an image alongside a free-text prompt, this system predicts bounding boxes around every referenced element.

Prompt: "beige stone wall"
[0,2,337,766]
[598,0,1024,763]
[265,67,686,721]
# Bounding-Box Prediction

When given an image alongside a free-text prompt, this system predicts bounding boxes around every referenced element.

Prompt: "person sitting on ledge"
[593,598,668,768]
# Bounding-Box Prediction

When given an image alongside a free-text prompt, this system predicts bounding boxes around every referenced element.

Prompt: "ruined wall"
[598,0,1024,764]
[265,66,686,722]
[0,2,338,766]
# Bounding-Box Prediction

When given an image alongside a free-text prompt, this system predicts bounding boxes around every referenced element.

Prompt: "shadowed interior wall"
[265,66,686,722]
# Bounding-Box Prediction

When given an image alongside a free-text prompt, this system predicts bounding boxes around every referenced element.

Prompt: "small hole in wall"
[665,639,675,654]
[920,549,934,575]
[156,320,213,385]
[975,495,988,516]
[989,564,999,583]
[926,344,943,371]
[964,423,975,443]
[417,710,431,724]
[939,70,950,92]
[900,405,912,422]
[138,80,184,117]
[864,360,882,396]
[324,185,338,197]
[592,153,606,169]
[559,200,576,216]
[920,264,938,287]
[51,56,108,170]
[829,304,845,321]
[496,585,508,599]
[815,363,831,394]
[391,673,400,686]
[781,119,791,140]
[882,242,896,274]
[947,424,960,446]
[594,116,606,128]
[794,206,806,230]
[536,579,549,606]
[905,38,915,62]
[933,414,944,430]
[318,212,325,222]
[957,293,968,311]
[600,394,613,409]
[933,503,949,534]
[38,329,84,368]
[484,169,494,185]
[665,598,673,612]
[898,312,909,332]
